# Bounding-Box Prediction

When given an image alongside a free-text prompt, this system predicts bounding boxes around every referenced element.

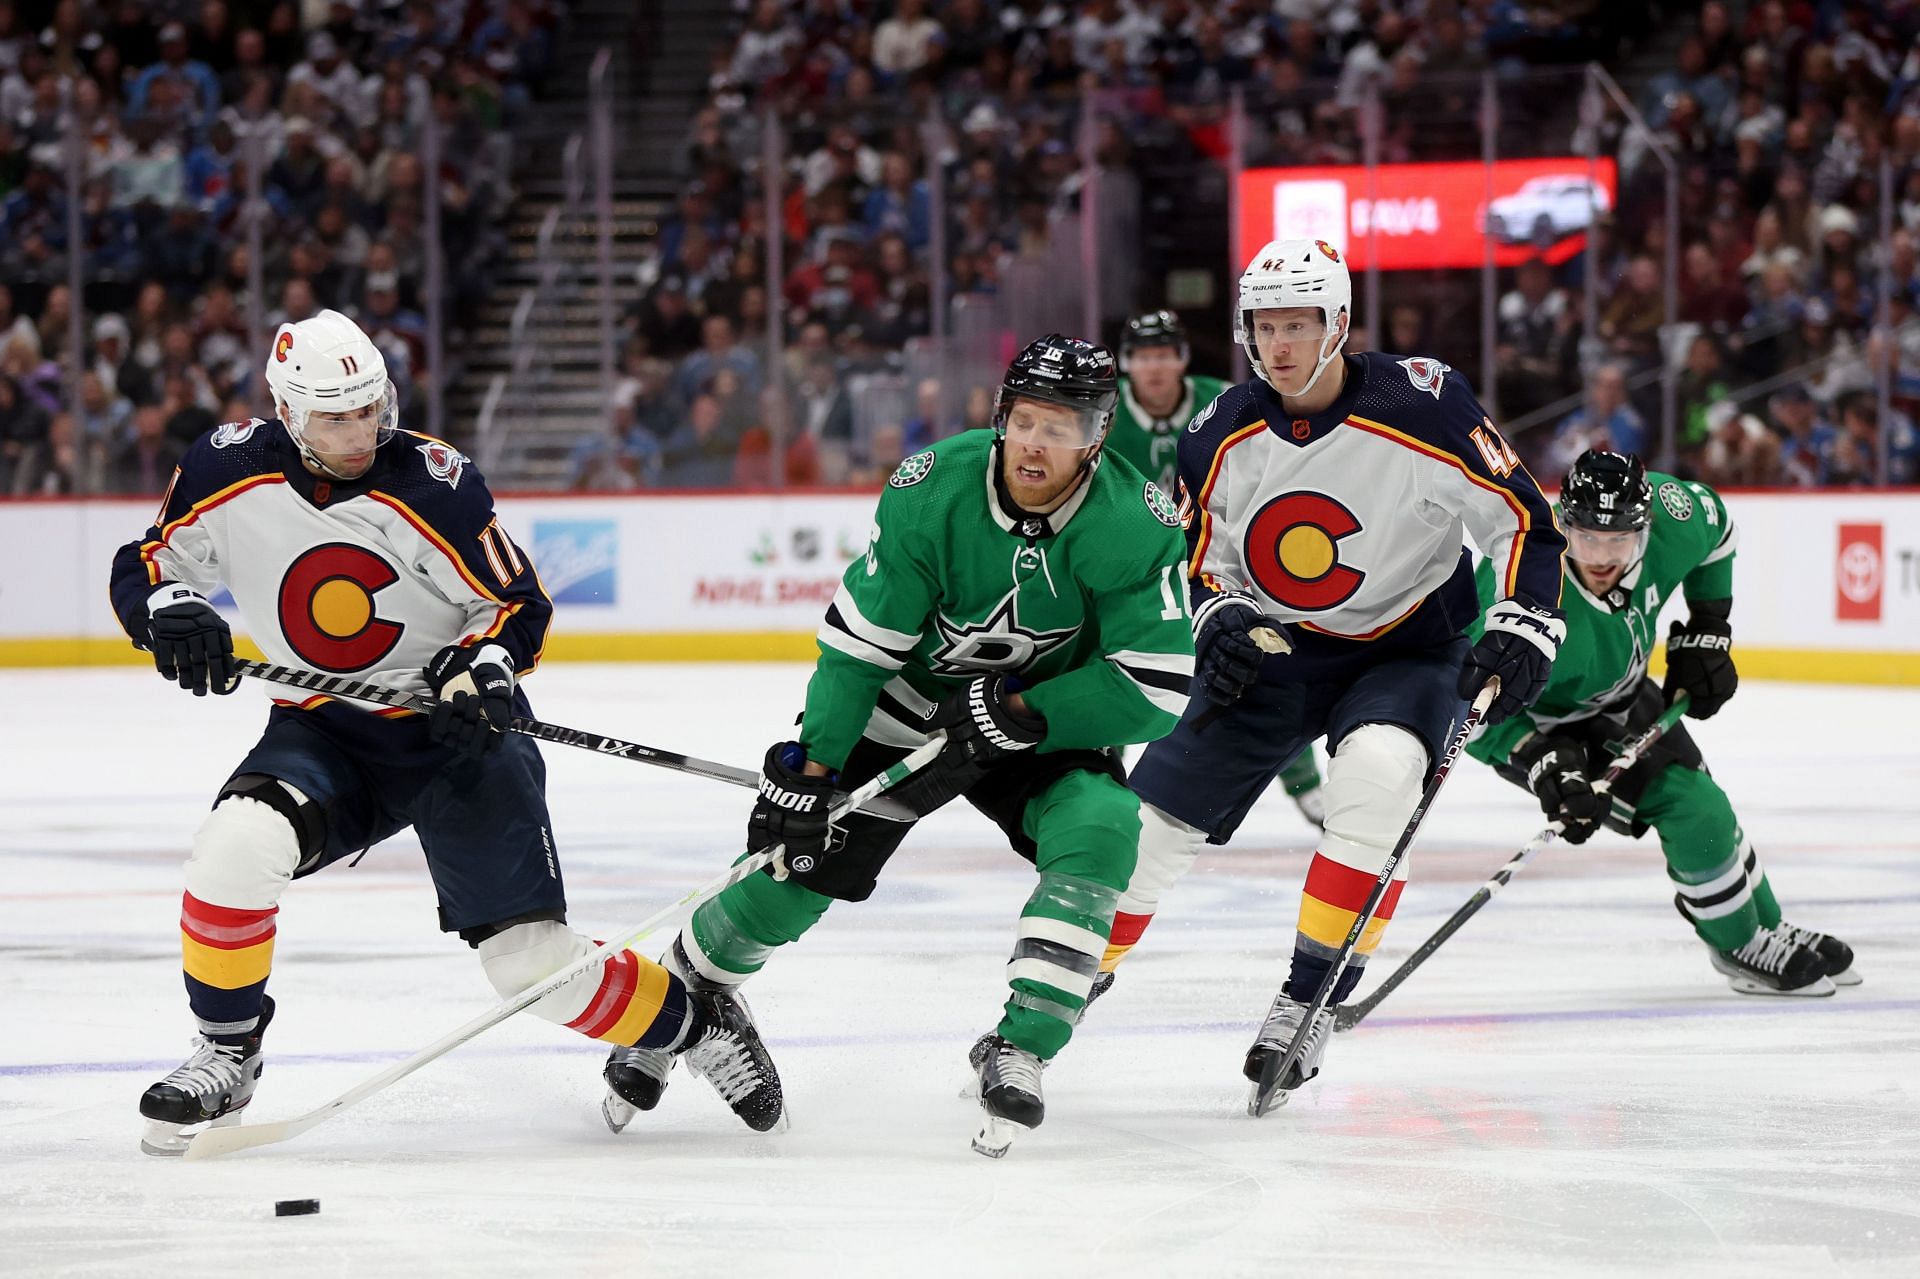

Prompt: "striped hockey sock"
[1288,846,1409,1004]
[180,892,275,1041]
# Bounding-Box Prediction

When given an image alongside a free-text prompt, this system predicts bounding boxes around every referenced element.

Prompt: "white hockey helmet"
[263,308,398,474]
[1233,238,1352,396]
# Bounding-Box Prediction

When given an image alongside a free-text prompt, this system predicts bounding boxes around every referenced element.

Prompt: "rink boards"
[4,487,1918,682]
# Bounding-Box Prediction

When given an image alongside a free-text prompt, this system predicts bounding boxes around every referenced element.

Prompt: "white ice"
[2,666,1916,1277]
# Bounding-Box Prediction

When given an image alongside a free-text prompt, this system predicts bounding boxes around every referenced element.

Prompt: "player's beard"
[1000,441,1089,513]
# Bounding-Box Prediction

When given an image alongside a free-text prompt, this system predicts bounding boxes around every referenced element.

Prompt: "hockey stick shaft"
[1331,694,1690,1032]
[1249,677,1499,1118]
[183,736,947,1160]
[235,658,913,822]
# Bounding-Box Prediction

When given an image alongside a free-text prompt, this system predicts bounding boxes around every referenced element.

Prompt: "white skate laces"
[160,1036,250,1096]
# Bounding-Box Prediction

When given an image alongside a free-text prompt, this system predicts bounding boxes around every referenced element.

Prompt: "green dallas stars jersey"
[1107,374,1231,497]
[802,430,1195,771]
[1468,472,1737,766]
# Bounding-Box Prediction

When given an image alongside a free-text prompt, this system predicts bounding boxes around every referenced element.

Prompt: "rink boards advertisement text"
[3,489,1917,682]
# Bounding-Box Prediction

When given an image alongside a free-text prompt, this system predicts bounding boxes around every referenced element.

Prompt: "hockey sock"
[180,892,274,1042]
[998,871,1121,1060]
[1641,767,1763,949]
[1289,848,1408,1005]
[1279,750,1323,799]
[683,871,834,984]
[568,950,692,1050]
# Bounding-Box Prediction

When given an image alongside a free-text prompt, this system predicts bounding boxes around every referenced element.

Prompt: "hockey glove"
[1512,733,1605,845]
[1194,594,1289,707]
[749,742,839,878]
[1459,597,1566,724]
[145,584,239,696]
[892,675,1046,817]
[1664,615,1736,719]
[424,642,515,760]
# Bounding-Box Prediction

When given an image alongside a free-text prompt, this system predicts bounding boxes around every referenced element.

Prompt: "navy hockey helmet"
[1121,310,1189,369]
[994,333,1119,449]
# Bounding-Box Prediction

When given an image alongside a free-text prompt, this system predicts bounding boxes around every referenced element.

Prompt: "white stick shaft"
[184,737,945,1158]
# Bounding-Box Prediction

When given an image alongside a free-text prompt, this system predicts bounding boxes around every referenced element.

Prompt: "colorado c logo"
[1315,240,1341,263]
[1243,492,1366,611]
[275,332,294,362]
[278,543,404,671]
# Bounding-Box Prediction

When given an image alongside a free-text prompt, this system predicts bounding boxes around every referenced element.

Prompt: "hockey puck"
[274,1200,320,1217]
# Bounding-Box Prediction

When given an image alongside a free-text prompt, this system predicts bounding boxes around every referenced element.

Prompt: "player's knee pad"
[1118,802,1206,913]
[476,919,592,999]
[1032,771,1140,891]
[1321,723,1428,865]
[184,780,316,910]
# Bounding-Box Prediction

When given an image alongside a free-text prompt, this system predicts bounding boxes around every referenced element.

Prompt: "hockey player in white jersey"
[1102,240,1568,1100]
[110,310,782,1153]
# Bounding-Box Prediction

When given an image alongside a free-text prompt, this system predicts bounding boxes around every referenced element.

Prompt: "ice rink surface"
[2,664,1915,1277]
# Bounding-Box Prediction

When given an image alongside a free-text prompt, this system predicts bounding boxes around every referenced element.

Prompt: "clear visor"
[996,395,1107,451]
[1566,524,1650,573]
[283,381,400,457]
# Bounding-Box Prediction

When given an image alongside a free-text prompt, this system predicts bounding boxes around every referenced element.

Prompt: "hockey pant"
[678,741,1140,1061]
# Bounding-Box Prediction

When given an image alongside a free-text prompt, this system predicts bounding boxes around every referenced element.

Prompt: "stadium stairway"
[447,0,736,486]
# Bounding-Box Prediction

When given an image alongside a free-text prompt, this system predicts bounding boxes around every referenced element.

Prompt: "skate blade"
[1831,966,1863,987]
[602,1091,637,1135]
[971,1114,1017,1158]
[1727,973,1837,997]
[141,1108,242,1157]
[1245,1081,1294,1118]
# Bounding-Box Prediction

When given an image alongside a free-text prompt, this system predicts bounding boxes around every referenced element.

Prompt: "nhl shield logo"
[211,418,261,449]
[417,441,468,488]
[889,449,936,488]
[1397,357,1451,399]
[1144,481,1181,528]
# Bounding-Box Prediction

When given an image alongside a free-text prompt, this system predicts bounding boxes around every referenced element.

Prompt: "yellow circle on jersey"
[312,578,374,638]
[1279,524,1336,579]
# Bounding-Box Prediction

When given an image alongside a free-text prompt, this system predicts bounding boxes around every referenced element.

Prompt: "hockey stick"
[1332,693,1690,1032]
[182,735,947,1160]
[234,658,914,823]
[1248,677,1499,1118]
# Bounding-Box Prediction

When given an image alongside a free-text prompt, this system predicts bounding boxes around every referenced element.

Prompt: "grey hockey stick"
[182,735,947,1159]
[235,658,914,822]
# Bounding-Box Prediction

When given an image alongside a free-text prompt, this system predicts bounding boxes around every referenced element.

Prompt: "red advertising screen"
[1237,157,1619,272]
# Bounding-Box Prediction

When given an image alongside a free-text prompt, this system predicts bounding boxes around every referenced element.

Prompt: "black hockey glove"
[1459,598,1566,724]
[1664,614,1736,719]
[749,742,839,877]
[1194,595,1289,707]
[424,642,515,760]
[892,675,1046,817]
[1512,733,1605,845]
[145,584,239,696]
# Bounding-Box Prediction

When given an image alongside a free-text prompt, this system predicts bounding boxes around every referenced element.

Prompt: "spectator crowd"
[1,0,557,495]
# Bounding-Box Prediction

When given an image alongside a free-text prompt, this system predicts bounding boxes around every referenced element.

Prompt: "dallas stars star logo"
[929,588,1080,674]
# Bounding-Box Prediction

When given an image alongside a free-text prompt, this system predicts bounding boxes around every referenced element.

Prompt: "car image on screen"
[1480,174,1611,246]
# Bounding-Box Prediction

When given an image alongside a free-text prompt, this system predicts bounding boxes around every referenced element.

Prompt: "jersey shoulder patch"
[889,448,936,488]
[413,437,469,489]
[1396,355,1452,399]
[1143,480,1181,527]
[210,417,268,449]
[1657,480,1693,521]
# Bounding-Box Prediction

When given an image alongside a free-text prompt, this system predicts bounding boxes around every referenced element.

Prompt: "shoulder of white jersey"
[369,431,497,535]
[1343,350,1499,454]
[1176,379,1263,472]
[163,415,290,513]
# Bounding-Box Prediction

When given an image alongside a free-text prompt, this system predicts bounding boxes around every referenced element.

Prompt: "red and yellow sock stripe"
[564,948,681,1048]
[1295,850,1407,961]
[1100,911,1153,973]
[180,892,277,990]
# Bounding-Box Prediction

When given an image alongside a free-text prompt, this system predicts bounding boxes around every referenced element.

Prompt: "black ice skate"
[680,985,786,1132]
[1242,984,1333,1114]
[601,1043,673,1134]
[1708,925,1836,997]
[1778,921,1861,986]
[138,997,274,1157]
[971,1035,1045,1158]
[962,972,1115,1100]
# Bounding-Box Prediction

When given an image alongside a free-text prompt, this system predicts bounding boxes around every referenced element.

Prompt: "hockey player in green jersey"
[1111,309,1326,829]
[1467,450,1858,996]
[604,335,1195,1157]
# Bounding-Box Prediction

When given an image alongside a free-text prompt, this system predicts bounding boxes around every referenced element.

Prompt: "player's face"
[1566,525,1647,594]
[1127,344,1185,404]
[300,403,384,479]
[1001,397,1099,511]
[1252,307,1331,395]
